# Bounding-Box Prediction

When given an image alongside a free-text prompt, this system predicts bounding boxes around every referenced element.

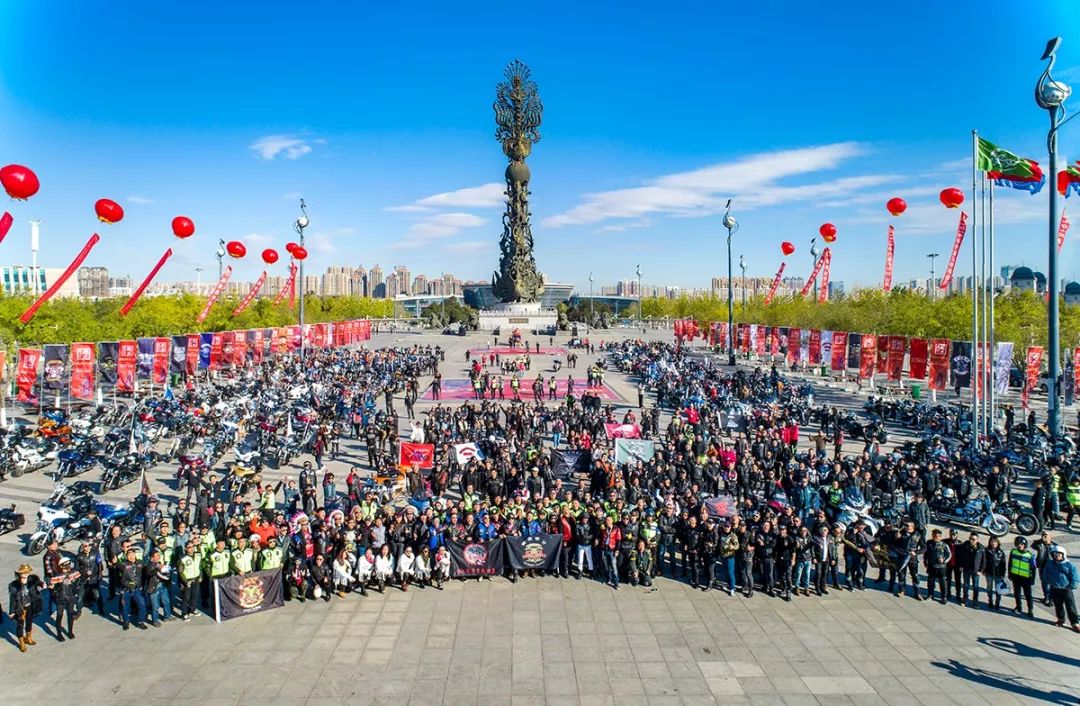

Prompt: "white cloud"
[445,240,493,254]
[281,191,303,201]
[387,183,505,212]
[250,134,319,160]
[391,213,488,250]
[127,195,155,205]
[240,233,273,247]
[542,142,897,228]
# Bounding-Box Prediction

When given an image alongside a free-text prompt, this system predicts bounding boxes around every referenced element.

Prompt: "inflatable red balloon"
[171,216,195,239]
[291,245,308,261]
[939,187,964,209]
[226,240,247,259]
[94,198,124,224]
[781,241,795,256]
[1,164,40,200]
[819,223,837,241]
[262,248,279,265]
[886,197,907,216]
[285,241,299,254]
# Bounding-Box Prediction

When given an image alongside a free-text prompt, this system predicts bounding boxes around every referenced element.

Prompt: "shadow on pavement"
[933,659,1080,705]
[977,636,1080,669]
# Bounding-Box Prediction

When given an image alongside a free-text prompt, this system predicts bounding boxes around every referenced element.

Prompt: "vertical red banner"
[939,212,968,290]
[210,333,223,370]
[116,341,137,393]
[1023,346,1044,408]
[289,326,302,351]
[16,349,41,402]
[830,332,848,371]
[221,331,235,368]
[927,339,950,391]
[739,324,750,352]
[876,335,890,373]
[769,327,780,355]
[1073,347,1080,395]
[717,322,728,350]
[883,225,895,292]
[152,337,170,384]
[764,262,786,305]
[859,335,877,379]
[233,331,247,367]
[787,328,801,365]
[808,329,822,364]
[754,326,766,356]
[886,336,907,381]
[253,330,264,364]
[69,343,96,400]
[185,335,199,375]
[909,338,928,380]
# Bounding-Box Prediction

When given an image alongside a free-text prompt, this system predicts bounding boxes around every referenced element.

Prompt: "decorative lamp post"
[723,201,738,365]
[215,240,226,281]
[589,272,594,322]
[739,255,747,311]
[809,238,820,300]
[1036,37,1074,441]
[635,265,642,325]
[926,253,940,298]
[294,199,310,362]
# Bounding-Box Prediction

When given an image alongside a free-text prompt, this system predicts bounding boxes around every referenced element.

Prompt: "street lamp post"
[1036,37,1075,442]
[589,272,594,323]
[809,238,820,301]
[926,253,940,299]
[294,199,310,362]
[215,240,226,281]
[723,200,738,366]
[635,265,642,326]
[739,255,747,311]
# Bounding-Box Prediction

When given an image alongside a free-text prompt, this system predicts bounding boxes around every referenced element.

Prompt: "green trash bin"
[911,383,922,399]
[819,365,828,377]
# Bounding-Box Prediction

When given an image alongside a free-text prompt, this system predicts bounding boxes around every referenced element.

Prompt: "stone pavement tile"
[769,677,811,695]
[747,695,788,706]
[511,696,546,706]
[801,676,876,695]
[780,696,821,706]
[577,696,617,706]
[609,677,645,696]
[641,676,679,697]
[544,697,583,706]
[727,661,766,678]
[671,676,711,696]
[739,677,779,695]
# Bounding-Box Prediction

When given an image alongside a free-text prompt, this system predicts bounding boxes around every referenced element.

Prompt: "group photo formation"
[1,4,1079,705]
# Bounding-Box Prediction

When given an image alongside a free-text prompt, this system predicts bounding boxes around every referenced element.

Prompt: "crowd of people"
[5,335,1080,653]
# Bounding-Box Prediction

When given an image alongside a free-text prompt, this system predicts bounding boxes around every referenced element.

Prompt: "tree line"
[0,294,394,346]
[641,289,1080,354]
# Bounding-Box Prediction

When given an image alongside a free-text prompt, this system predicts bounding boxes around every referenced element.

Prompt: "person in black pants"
[757,522,777,597]
[51,559,79,641]
[75,541,105,616]
[924,530,952,604]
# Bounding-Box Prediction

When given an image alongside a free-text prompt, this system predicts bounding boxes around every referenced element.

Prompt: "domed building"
[1009,266,1035,292]
[1066,281,1080,305]
[1034,271,1047,294]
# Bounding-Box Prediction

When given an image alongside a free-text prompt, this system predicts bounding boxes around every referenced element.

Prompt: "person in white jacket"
[414,547,432,588]
[397,546,417,591]
[374,544,395,593]
[434,546,451,589]
[332,549,354,597]
[354,548,375,597]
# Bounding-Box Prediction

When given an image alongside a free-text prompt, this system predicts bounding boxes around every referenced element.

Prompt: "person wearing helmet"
[76,540,105,616]
[1044,545,1080,631]
[1008,536,1036,617]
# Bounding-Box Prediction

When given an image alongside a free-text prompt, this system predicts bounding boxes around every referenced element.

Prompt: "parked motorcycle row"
[2,378,325,556]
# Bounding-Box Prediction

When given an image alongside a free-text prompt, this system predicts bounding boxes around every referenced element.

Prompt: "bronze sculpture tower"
[491,60,545,304]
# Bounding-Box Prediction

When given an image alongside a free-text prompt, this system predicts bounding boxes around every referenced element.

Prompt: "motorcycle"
[835,499,882,535]
[2,442,52,478]
[995,499,1041,536]
[0,503,25,535]
[928,490,1010,537]
[99,453,148,492]
[54,448,99,480]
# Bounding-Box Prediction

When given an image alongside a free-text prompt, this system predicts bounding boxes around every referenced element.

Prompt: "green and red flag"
[976,137,1045,194]
[1059,161,1080,198]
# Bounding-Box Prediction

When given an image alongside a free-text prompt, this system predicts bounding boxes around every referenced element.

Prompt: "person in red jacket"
[600,516,622,590]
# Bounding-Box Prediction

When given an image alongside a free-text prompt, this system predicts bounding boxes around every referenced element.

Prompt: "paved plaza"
[0,328,1078,705]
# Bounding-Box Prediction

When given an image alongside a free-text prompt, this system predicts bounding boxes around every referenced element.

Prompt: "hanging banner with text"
[883,225,895,292]
[764,262,786,305]
[928,339,950,391]
[939,211,968,290]
[213,569,284,622]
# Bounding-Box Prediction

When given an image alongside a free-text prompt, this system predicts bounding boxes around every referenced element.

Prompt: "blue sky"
[1,1,1079,291]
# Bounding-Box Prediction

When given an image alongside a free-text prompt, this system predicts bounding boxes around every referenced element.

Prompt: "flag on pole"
[1058,161,1080,197]
[883,225,895,292]
[1058,209,1070,253]
[976,137,1045,193]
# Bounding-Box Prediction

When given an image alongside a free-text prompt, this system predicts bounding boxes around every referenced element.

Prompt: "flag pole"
[988,178,996,431]
[971,130,980,450]
[980,169,988,438]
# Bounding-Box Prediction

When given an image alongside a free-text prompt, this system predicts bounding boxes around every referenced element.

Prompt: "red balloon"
[819,223,837,240]
[781,241,796,256]
[0,164,40,200]
[285,241,300,254]
[262,248,279,265]
[939,187,964,209]
[886,197,907,216]
[291,245,308,261]
[226,240,247,259]
[94,198,124,224]
[171,216,195,239]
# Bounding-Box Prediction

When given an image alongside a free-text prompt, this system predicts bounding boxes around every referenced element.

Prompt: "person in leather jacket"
[52,558,80,641]
[924,529,952,603]
[9,564,43,652]
[681,516,703,588]
[756,522,777,596]
[76,541,105,615]
[889,521,925,599]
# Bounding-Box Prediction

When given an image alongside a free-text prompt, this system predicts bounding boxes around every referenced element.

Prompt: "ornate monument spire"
[491,60,545,303]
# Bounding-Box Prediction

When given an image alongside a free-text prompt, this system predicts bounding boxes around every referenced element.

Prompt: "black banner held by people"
[213,569,284,622]
[447,539,505,577]
[505,534,563,572]
[551,449,587,479]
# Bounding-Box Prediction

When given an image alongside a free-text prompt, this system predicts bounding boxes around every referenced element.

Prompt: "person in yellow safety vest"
[230,537,254,575]
[1065,478,1080,530]
[1008,536,1037,617]
[157,525,176,566]
[260,536,284,572]
[203,539,231,611]
[177,542,202,622]
[257,482,277,518]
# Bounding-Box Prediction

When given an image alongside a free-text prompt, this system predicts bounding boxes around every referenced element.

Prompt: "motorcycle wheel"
[27,535,47,555]
[985,515,1010,537]
[878,432,889,444]
[1014,512,1041,537]
[11,466,23,478]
